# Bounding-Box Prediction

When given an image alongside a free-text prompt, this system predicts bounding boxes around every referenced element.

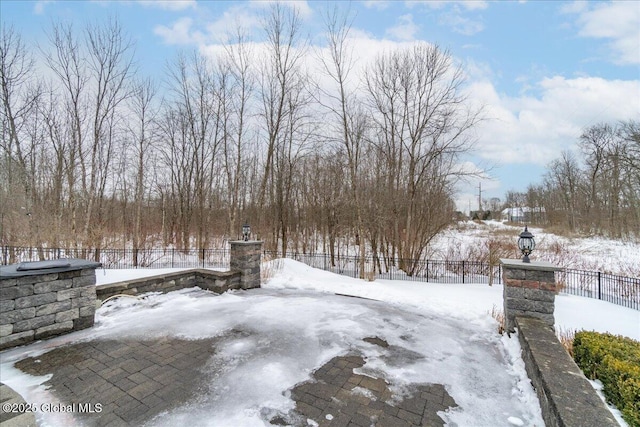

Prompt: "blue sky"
[2,0,639,211]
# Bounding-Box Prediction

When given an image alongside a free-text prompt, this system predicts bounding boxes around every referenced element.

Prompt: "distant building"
[501,207,546,224]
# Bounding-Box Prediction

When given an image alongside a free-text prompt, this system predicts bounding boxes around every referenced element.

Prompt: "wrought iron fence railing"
[555,268,639,311]
[2,246,637,310]
[0,246,230,270]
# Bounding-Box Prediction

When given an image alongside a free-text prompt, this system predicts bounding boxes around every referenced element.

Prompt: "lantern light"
[242,223,251,242]
[517,226,535,263]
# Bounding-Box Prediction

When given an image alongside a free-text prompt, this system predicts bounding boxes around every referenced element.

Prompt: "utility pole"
[478,182,483,219]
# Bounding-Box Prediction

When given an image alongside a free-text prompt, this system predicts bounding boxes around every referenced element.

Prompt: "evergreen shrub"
[573,331,640,426]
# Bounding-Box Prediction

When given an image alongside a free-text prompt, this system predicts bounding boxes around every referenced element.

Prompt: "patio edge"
[515,316,618,427]
[95,269,242,301]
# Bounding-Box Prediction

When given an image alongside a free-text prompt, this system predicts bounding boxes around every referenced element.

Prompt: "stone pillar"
[0,259,100,351]
[230,241,263,290]
[500,258,561,334]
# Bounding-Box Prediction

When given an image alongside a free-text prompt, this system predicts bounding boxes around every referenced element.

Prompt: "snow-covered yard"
[1,260,638,426]
[431,220,640,276]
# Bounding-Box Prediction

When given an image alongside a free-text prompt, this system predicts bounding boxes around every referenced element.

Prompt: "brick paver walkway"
[267,337,457,427]
[8,335,457,427]
[13,338,217,426]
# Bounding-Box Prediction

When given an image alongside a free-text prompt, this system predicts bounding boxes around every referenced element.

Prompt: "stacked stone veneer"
[1,266,98,351]
[516,317,618,427]
[95,269,241,301]
[230,241,262,289]
[501,258,561,334]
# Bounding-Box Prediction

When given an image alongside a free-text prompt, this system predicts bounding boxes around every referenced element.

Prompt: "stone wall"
[0,268,98,351]
[1,244,261,351]
[95,269,241,301]
[230,241,262,289]
[501,258,561,334]
[516,316,618,427]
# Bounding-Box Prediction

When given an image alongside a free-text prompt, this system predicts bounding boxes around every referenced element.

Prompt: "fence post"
[598,271,601,300]
[462,261,465,284]
[354,255,358,278]
[202,248,205,268]
[426,260,429,282]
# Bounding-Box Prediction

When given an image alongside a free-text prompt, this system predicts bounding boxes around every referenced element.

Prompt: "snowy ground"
[1,260,637,426]
[429,220,640,276]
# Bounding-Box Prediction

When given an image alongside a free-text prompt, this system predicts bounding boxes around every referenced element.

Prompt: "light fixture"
[242,223,251,242]
[518,226,535,263]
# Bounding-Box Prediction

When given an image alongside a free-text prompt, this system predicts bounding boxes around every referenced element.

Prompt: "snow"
[429,220,640,276]
[1,259,638,427]
[589,379,629,427]
[94,268,193,285]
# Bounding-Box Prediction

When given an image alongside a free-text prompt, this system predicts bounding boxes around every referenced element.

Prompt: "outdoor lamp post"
[242,223,251,241]
[518,226,535,263]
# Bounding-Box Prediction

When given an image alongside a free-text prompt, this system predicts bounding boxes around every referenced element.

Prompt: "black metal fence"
[0,246,230,270]
[264,251,502,285]
[556,268,639,311]
[2,246,638,310]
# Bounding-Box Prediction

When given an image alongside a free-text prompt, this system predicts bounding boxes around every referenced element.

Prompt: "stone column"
[0,259,100,351]
[500,258,561,334]
[230,241,263,290]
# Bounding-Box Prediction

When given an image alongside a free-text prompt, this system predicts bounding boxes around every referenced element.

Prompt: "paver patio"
[5,334,456,426]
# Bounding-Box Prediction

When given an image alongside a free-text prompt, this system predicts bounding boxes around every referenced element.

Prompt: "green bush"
[573,331,640,427]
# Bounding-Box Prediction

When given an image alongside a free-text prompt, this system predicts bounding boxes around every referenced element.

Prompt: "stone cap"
[500,258,562,272]
[230,240,264,245]
[0,258,102,278]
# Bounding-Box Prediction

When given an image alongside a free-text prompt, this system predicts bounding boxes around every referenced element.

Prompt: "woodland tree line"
[2,7,637,277]
[1,8,481,275]
[505,120,640,239]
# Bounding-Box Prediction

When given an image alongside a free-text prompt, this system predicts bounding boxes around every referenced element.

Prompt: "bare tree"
[222,28,255,236]
[618,120,640,236]
[161,51,226,251]
[42,22,87,245]
[1,24,42,244]
[127,77,157,264]
[543,151,582,231]
[257,4,312,254]
[42,18,134,252]
[318,8,369,275]
[82,18,134,251]
[365,43,481,274]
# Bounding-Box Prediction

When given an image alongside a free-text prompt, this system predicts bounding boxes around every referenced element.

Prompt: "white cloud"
[439,10,484,35]
[385,14,420,41]
[469,76,640,166]
[154,17,206,45]
[33,0,54,15]
[362,0,391,11]
[406,1,488,11]
[204,5,263,43]
[460,1,488,11]
[404,1,486,35]
[564,1,640,65]
[137,0,196,11]
[248,0,313,20]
